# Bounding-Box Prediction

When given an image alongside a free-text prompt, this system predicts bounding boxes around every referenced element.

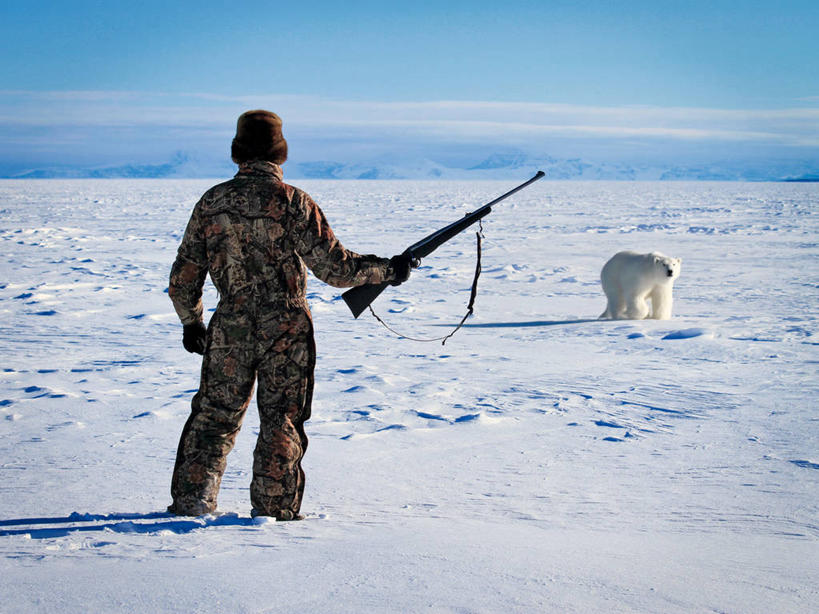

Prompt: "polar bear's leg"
[600,282,625,319]
[612,293,628,319]
[649,286,673,320]
[600,289,615,319]
[623,294,650,320]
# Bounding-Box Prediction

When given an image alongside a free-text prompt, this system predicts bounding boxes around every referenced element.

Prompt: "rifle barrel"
[341,171,544,318]
[406,170,544,259]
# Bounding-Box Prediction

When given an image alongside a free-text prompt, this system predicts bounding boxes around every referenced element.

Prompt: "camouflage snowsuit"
[168,160,395,517]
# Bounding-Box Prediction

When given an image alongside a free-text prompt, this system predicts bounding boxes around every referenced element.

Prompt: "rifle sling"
[368,223,483,345]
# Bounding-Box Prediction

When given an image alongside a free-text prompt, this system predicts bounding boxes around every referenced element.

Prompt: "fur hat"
[231,110,288,164]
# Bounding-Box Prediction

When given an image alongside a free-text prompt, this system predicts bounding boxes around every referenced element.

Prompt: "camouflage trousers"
[170,303,315,519]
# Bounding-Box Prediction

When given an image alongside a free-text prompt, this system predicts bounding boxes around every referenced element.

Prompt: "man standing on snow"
[167,110,412,520]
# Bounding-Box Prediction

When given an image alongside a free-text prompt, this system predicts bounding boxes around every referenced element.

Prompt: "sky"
[1,0,818,175]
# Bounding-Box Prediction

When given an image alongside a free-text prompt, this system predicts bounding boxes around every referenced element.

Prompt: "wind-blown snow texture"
[0,179,817,613]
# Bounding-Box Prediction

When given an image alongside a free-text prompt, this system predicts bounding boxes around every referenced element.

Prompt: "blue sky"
[1,0,818,175]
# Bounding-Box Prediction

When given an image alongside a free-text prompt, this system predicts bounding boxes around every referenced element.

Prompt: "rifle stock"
[341,171,544,318]
[342,280,390,319]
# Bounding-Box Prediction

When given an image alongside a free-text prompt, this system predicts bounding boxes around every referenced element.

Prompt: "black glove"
[182,322,207,355]
[388,253,414,286]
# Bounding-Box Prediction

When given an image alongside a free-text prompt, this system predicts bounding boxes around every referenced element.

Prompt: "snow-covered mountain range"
[4,150,817,181]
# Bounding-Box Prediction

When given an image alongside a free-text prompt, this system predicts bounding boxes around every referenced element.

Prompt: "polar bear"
[599,251,681,320]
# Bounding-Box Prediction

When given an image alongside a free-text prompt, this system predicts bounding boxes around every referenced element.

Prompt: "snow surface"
[0,178,817,613]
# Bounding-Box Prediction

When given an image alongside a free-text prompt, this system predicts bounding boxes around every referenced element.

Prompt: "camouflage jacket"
[169,161,395,325]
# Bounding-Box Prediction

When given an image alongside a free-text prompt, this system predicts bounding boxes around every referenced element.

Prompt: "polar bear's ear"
[675,258,682,265]
[653,255,661,264]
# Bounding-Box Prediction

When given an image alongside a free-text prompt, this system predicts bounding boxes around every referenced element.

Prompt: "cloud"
[1,90,818,172]
[299,118,809,145]
[3,89,818,143]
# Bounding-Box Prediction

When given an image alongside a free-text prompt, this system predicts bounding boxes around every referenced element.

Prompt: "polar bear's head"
[653,254,681,280]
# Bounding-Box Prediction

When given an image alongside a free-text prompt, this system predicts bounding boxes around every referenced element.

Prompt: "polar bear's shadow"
[449,318,599,329]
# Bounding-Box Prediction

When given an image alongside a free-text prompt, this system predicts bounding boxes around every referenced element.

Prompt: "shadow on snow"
[0,511,258,539]
[437,318,600,328]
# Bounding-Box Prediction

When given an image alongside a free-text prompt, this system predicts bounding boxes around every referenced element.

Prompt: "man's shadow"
[0,512,258,539]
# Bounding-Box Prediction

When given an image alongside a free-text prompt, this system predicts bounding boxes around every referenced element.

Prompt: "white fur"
[599,251,681,320]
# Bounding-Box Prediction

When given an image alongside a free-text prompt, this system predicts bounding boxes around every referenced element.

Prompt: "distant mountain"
[296,161,405,180]
[468,152,533,170]
[782,173,819,182]
[7,152,234,180]
[294,159,449,180]
[4,150,817,182]
[292,154,656,180]
[659,166,744,181]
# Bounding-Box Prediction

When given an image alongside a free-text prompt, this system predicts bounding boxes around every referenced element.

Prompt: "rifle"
[342,171,545,318]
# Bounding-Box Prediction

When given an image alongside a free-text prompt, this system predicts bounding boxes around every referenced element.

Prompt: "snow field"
[0,178,817,613]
